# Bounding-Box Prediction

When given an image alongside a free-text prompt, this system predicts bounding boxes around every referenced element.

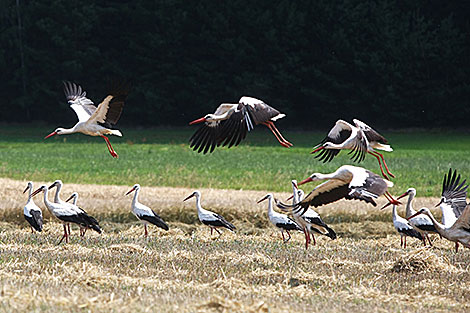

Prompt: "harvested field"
[1,178,469,312]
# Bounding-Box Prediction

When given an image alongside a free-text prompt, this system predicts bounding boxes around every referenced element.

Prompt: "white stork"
[288,165,398,214]
[183,190,236,236]
[23,182,43,233]
[31,185,102,244]
[65,192,87,237]
[384,204,423,248]
[280,180,336,249]
[189,96,292,154]
[49,180,100,237]
[125,184,169,236]
[408,205,470,252]
[311,119,394,179]
[257,193,302,243]
[44,81,129,158]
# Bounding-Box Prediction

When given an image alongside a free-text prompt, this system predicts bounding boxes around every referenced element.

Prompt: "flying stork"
[31,185,102,244]
[183,190,236,236]
[188,96,292,154]
[408,205,470,252]
[23,182,43,233]
[311,119,394,179]
[44,81,129,158]
[286,165,399,215]
[257,193,302,243]
[280,180,336,249]
[125,184,169,236]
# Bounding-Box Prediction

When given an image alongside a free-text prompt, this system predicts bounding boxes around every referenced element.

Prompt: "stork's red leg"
[144,224,148,237]
[67,224,71,236]
[311,233,316,246]
[455,242,459,253]
[374,151,395,178]
[100,135,118,158]
[400,236,403,248]
[427,234,433,247]
[210,228,213,236]
[215,228,222,236]
[404,236,407,249]
[31,226,34,233]
[267,121,293,147]
[303,228,309,249]
[262,122,292,148]
[286,230,291,242]
[368,151,389,180]
[281,231,285,242]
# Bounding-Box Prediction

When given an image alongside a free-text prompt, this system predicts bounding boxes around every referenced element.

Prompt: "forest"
[0,0,469,129]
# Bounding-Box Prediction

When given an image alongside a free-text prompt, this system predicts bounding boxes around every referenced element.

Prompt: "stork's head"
[257,193,273,203]
[183,190,201,202]
[45,128,66,139]
[30,185,48,197]
[65,192,78,203]
[396,187,416,201]
[125,184,141,195]
[189,114,214,125]
[48,180,63,189]
[298,173,322,186]
[23,181,33,193]
[407,207,430,220]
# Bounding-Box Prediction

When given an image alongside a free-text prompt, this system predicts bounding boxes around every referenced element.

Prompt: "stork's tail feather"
[110,129,122,137]
[374,143,393,152]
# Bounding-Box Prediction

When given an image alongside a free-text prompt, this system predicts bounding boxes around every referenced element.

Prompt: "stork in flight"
[126,184,169,236]
[189,96,292,154]
[44,81,129,158]
[23,182,43,233]
[287,165,399,215]
[183,190,236,236]
[311,119,394,179]
[257,193,302,243]
[408,205,470,252]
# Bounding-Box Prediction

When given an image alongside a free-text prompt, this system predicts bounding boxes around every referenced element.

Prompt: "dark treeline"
[1,0,469,129]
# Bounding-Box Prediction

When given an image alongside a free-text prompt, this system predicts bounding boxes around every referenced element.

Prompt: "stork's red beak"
[44,131,57,139]
[298,177,313,186]
[396,191,409,200]
[286,195,294,201]
[183,194,195,201]
[189,117,206,125]
[30,188,42,197]
[407,211,422,220]
[125,187,136,196]
[257,195,270,203]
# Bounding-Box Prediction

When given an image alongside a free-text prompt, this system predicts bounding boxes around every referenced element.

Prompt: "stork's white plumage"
[289,165,398,214]
[31,185,101,244]
[279,180,336,249]
[257,193,301,243]
[23,182,43,233]
[393,188,438,247]
[125,184,169,236]
[44,81,129,158]
[65,192,88,237]
[183,190,236,236]
[408,205,470,252]
[385,204,423,248]
[189,96,292,153]
[311,119,394,179]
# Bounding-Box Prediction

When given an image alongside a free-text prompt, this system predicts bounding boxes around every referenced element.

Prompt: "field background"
[1,125,470,312]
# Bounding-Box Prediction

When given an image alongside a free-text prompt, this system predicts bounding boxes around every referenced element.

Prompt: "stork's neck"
[71,195,78,206]
[266,197,275,217]
[404,192,416,217]
[26,186,33,201]
[58,127,77,135]
[291,184,298,204]
[42,189,53,210]
[132,189,140,206]
[423,211,446,234]
[53,184,63,203]
[194,195,206,214]
[391,205,398,222]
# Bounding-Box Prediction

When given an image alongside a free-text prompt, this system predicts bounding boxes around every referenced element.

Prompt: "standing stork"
[287,165,399,214]
[257,193,302,243]
[383,204,423,248]
[31,185,102,244]
[281,180,336,249]
[44,81,129,158]
[65,192,87,237]
[408,205,470,252]
[183,190,236,236]
[189,96,292,154]
[311,119,394,179]
[125,184,169,236]
[23,182,43,233]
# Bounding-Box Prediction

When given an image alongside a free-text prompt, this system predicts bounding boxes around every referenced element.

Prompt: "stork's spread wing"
[353,119,388,144]
[63,81,96,122]
[189,105,248,154]
[240,96,285,128]
[450,204,470,233]
[441,168,468,218]
[347,130,367,163]
[313,120,353,162]
[298,180,351,210]
[88,81,130,127]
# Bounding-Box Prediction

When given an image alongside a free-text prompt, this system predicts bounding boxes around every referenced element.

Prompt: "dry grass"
[1,178,470,312]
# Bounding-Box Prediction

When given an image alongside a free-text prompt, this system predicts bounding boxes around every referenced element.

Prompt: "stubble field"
[1,126,470,312]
